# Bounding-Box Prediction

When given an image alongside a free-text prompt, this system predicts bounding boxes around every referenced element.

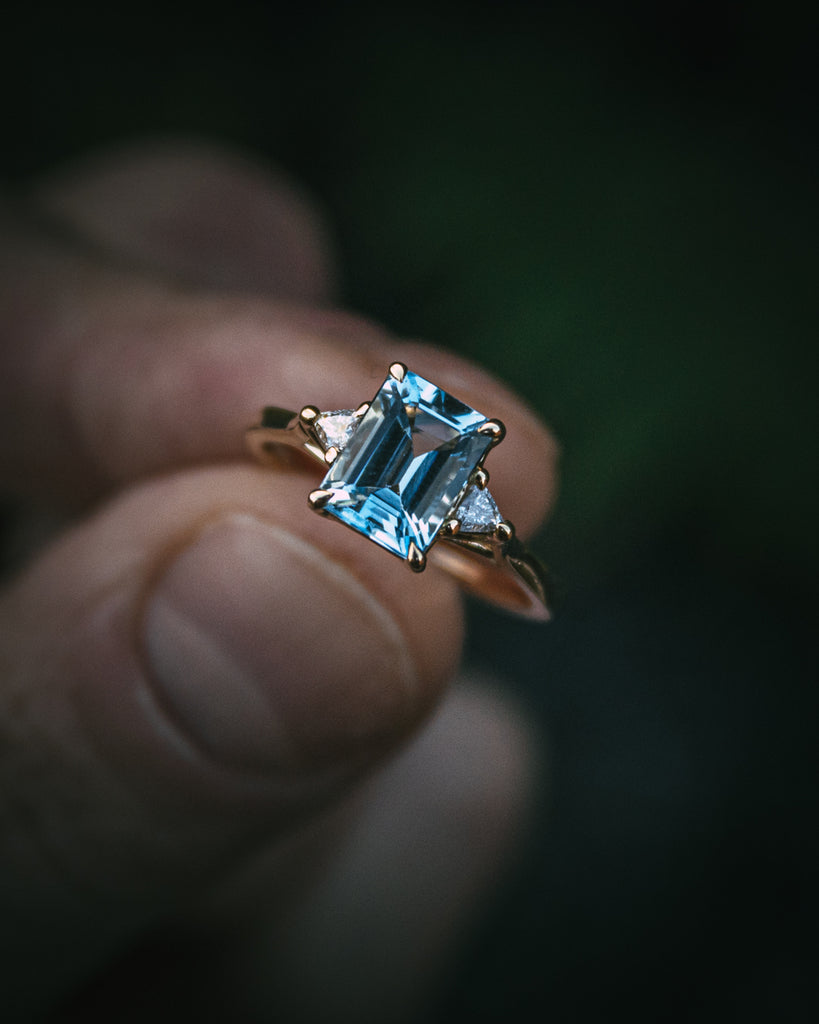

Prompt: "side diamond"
[315,410,358,452]
[455,485,502,533]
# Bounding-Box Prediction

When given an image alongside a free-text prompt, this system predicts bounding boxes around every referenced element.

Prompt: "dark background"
[3,2,817,1020]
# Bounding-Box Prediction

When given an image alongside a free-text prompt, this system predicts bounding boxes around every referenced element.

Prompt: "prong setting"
[495,520,514,543]
[472,467,489,490]
[440,518,461,537]
[389,362,408,382]
[308,488,335,511]
[407,541,427,572]
[324,446,338,464]
[299,405,321,428]
[478,418,506,446]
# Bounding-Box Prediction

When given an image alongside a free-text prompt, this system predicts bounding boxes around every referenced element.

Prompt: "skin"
[0,140,558,1022]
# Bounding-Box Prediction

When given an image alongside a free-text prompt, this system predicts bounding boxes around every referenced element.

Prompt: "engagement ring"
[246,362,553,620]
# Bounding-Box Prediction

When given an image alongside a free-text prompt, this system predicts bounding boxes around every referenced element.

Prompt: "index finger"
[0,205,557,539]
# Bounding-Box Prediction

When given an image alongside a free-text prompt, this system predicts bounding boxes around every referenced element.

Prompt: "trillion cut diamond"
[455,485,502,533]
[315,410,358,452]
[319,370,493,559]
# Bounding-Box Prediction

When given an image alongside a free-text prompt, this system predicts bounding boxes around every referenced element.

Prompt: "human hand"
[0,140,557,1021]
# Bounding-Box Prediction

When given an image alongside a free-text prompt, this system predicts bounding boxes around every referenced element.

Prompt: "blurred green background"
[3,2,816,1020]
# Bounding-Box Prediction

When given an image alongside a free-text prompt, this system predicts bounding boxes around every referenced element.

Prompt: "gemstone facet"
[318,370,493,560]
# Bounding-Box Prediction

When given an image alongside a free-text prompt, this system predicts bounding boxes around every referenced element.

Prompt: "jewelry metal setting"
[247,363,553,620]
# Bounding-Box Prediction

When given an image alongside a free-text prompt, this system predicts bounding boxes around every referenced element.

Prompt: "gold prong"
[308,489,335,511]
[324,446,338,464]
[354,402,370,418]
[478,419,506,445]
[299,405,321,428]
[440,518,461,537]
[473,467,489,490]
[389,362,408,382]
[407,541,426,572]
[495,520,514,543]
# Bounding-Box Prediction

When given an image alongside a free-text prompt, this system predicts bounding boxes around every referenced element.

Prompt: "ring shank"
[431,536,552,621]
[246,411,321,469]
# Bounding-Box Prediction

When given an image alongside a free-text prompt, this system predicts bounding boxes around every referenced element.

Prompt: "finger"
[32,138,336,302]
[0,462,463,1018]
[222,675,540,1023]
[56,678,540,1023]
[0,214,558,534]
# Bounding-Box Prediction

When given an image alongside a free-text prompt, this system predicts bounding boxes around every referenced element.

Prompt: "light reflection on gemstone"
[318,370,492,559]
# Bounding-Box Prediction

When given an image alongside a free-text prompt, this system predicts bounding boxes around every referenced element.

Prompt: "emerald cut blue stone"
[319,370,493,559]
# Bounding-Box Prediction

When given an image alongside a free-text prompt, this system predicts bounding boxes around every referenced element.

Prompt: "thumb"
[0,464,462,1017]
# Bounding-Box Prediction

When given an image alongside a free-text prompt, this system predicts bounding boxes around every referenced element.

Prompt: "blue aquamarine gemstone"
[319,370,493,559]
